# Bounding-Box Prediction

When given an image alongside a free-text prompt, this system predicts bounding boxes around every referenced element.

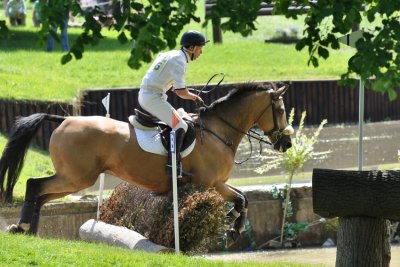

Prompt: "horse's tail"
[0,113,65,203]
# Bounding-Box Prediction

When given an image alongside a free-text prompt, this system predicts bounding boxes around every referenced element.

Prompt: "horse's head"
[254,84,294,152]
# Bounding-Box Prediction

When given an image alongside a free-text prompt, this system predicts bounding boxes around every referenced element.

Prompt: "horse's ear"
[273,84,289,99]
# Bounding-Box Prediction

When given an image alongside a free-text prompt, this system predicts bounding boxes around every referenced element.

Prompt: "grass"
[0,4,355,102]
[0,233,320,267]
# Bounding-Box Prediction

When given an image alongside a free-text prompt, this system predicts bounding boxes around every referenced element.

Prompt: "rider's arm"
[174,88,204,106]
[174,88,197,100]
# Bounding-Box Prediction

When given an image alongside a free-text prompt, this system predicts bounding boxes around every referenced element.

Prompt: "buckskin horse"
[0,82,293,243]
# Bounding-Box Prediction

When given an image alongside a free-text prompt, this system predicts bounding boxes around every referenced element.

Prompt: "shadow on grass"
[0,28,130,52]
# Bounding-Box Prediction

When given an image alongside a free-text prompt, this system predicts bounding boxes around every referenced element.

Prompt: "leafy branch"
[256,108,330,246]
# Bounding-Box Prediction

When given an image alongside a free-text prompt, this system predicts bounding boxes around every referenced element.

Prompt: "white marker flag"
[339,30,364,48]
[102,93,110,116]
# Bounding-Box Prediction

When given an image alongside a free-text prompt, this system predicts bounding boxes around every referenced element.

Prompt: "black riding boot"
[166,128,192,178]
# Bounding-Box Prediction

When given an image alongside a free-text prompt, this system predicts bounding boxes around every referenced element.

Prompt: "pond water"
[204,245,400,266]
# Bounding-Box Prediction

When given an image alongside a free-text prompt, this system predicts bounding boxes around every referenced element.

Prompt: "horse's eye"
[277,108,285,115]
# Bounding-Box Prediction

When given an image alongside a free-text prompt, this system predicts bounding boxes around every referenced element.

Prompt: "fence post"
[170,130,180,253]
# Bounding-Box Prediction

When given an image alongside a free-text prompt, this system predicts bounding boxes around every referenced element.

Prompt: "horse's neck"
[203,98,260,153]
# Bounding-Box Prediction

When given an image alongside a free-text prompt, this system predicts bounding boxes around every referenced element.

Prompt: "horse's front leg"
[227,184,248,234]
[215,182,248,246]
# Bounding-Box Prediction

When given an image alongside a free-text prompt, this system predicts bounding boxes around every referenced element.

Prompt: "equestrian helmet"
[180,30,208,47]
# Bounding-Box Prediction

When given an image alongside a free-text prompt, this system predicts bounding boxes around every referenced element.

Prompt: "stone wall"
[0,186,335,248]
[0,201,97,239]
[244,186,335,249]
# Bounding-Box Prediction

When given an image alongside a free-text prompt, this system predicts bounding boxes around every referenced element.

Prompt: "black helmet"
[180,30,208,47]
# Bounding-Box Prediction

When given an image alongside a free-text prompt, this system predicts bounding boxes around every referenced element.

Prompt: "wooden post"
[312,168,400,266]
[336,217,391,267]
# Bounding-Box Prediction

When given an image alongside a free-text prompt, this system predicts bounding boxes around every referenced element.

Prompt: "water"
[232,120,400,178]
[204,245,400,266]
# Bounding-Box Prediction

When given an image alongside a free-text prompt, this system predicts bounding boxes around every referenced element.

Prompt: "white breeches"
[138,89,188,132]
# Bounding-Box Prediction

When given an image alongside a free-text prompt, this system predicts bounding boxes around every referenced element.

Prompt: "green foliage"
[100,182,226,254]
[1,0,398,94]
[256,109,330,175]
[256,109,329,245]
[0,20,9,38]
[270,185,308,243]
[280,0,400,98]
[204,0,263,36]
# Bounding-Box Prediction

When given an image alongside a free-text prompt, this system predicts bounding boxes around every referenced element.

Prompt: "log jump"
[313,168,398,267]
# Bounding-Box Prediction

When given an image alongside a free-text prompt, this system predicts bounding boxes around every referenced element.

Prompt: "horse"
[0,82,293,244]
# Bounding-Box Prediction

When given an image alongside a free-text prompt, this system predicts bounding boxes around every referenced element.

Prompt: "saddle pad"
[134,128,195,158]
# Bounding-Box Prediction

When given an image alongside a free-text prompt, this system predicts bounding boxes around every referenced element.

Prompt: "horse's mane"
[202,82,274,113]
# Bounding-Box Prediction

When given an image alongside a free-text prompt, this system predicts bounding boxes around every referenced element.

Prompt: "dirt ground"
[203,245,400,266]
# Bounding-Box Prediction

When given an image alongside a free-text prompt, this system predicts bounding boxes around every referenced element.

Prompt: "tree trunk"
[336,217,391,267]
[313,168,400,220]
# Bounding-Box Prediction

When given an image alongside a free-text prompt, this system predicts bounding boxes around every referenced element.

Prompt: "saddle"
[129,108,196,153]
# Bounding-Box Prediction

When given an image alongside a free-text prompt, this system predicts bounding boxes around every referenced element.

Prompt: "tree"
[0,0,399,96]
[256,109,330,246]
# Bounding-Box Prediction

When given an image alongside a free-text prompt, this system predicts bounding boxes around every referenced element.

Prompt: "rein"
[196,100,276,164]
[212,105,275,164]
[189,73,225,96]
[193,77,289,164]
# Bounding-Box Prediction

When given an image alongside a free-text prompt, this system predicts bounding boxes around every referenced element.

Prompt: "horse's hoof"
[225,229,240,248]
[5,224,25,234]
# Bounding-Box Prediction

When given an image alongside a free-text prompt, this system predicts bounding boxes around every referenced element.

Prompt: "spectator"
[47,10,71,52]
[5,0,26,26]
[32,0,42,27]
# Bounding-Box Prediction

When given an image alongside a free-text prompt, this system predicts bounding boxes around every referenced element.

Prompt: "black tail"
[0,113,65,203]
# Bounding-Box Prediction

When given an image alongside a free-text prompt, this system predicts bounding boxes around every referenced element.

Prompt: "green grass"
[0,233,319,267]
[0,5,355,102]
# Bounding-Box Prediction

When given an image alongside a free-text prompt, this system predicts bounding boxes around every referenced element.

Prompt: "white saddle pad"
[134,128,195,158]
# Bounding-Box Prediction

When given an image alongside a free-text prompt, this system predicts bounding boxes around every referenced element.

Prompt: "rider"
[138,30,207,178]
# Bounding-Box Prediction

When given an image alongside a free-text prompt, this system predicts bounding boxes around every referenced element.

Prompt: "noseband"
[263,99,286,143]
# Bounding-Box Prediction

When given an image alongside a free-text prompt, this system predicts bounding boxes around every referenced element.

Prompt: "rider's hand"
[193,95,204,107]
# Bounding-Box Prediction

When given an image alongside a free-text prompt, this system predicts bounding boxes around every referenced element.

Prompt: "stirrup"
[166,165,193,178]
[179,169,193,178]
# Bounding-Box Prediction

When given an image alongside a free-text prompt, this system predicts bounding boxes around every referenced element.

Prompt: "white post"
[96,173,105,221]
[97,93,110,221]
[358,79,364,171]
[170,130,180,253]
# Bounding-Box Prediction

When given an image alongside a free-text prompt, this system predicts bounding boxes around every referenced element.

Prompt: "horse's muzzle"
[274,135,292,152]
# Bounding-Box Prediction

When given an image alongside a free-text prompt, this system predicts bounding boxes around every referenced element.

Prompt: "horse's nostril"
[286,142,292,149]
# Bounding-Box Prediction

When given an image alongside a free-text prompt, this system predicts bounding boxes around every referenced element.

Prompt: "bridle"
[263,96,288,144]
[196,89,290,163]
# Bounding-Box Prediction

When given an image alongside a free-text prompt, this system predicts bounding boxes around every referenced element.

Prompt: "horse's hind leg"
[13,175,77,234]
[27,192,72,234]
[7,177,52,234]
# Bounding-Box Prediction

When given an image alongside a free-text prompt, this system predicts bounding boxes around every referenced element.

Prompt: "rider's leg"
[169,127,192,178]
[138,89,191,177]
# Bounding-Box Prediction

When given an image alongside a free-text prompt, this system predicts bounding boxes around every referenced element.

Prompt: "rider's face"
[192,46,203,60]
